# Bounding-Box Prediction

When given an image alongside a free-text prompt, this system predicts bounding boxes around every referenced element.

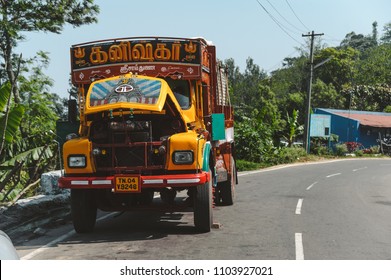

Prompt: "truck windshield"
[89,77,162,107]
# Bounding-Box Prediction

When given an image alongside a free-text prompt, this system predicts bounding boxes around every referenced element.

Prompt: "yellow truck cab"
[59,37,236,233]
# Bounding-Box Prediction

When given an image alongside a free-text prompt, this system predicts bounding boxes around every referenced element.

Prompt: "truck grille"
[90,120,166,173]
[93,142,165,173]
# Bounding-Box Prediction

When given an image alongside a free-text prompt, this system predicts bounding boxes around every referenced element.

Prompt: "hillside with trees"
[227,21,391,168]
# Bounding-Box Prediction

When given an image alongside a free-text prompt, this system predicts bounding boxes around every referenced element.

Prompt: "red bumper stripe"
[58,172,210,189]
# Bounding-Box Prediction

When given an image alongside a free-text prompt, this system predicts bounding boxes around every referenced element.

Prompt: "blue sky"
[16,0,391,98]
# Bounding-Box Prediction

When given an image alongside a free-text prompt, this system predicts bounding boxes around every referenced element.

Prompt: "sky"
[16,0,391,98]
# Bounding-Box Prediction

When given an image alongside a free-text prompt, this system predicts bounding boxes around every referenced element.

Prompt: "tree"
[229,57,268,105]
[0,0,99,202]
[355,44,391,85]
[311,79,345,109]
[0,0,99,103]
[269,55,308,98]
[314,47,360,92]
[372,21,379,45]
[18,51,64,138]
[340,31,377,53]
[0,53,66,202]
[234,108,274,163]
[283,109,302,147]
[343,84,391,112]
[380,21,391,44]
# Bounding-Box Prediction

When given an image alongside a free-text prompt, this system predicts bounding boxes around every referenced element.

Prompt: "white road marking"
[295,233,305,260]
[237,158,365,177]
[326,173,341,178]
[237,164,296,177]
[295,198,303,215]
[353,166,367,172]
[306,181,318,191]
[21,212,117,260]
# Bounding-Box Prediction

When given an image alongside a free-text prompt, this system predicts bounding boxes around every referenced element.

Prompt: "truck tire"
[71,189,97,233]
[193,169,213,232]
[220,156,236,206]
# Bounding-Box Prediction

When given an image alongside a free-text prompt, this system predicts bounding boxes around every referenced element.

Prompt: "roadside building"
[314,108,391,148]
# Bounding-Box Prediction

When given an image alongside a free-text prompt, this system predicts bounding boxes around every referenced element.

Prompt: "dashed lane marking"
[295,233,305,260]
[306,181,318,191]
[326,173,341,178]
[353,167,367,172]
[295,198,303,215]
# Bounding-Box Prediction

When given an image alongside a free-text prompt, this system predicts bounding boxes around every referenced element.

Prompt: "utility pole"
[302,31,324,154]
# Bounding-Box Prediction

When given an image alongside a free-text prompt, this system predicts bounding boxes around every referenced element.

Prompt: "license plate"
[115,176,140,193]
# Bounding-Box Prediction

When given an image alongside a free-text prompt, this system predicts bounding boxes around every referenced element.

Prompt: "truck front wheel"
[71,189,97,233]
[193,170,213,232]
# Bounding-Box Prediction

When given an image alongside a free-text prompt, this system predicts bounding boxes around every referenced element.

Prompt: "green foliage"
[384,105,391,113]
[269,147,307,165]
[311,79,345,109]
[228,57,268,106]
[0,1,99,202]
[0,103,24,144]
[340,31,377,53]
[234,109,274,163]
[282,109,302,147]
[226,57,281,164]
[369,145,380,154]
[381,21,391,43]
[355,44,391,85]
[0,83,25,145]
[311,145,331,156]
[343,84,391,112]
[0,0,99,35]
[309,137,332,155]
[18,52,63,137]
[235,160,264,171]
[334,143,348,156]
[0,82,11,109]
[229,21,391,169]
[314,47,360,92]
[270,56,308,98]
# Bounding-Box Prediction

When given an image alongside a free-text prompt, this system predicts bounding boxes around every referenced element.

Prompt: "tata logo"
[115,84,134,93]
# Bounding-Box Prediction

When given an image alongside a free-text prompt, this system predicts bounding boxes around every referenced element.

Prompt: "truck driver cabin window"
[165,78,191,109]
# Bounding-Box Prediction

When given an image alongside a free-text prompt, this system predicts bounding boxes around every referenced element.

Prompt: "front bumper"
[58,172,210,189]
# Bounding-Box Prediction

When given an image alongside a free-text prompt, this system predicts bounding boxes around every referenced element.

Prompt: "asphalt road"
[15,158,391,260]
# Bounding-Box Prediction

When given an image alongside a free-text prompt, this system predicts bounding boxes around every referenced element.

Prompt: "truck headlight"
[68,155,86,168]
[173,151,194,165]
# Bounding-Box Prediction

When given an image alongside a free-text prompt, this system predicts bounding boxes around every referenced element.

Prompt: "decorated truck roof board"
[71,37,208,84]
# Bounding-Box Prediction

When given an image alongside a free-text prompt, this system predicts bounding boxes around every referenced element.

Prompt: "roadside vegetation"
[0,0,99,204]
[1,1,390,203]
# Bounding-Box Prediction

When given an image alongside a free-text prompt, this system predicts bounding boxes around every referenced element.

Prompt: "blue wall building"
[314,108,391,148]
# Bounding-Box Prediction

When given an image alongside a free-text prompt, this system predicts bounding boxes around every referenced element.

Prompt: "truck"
[58,37,237,233]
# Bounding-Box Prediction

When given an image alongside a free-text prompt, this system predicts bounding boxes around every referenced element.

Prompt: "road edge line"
[20,212,117,260]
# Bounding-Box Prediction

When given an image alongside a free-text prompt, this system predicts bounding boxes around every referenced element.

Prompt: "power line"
[265,0,305,34]
[265,48,302,73]
[285,0,310,32]
[255,0,304,46]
